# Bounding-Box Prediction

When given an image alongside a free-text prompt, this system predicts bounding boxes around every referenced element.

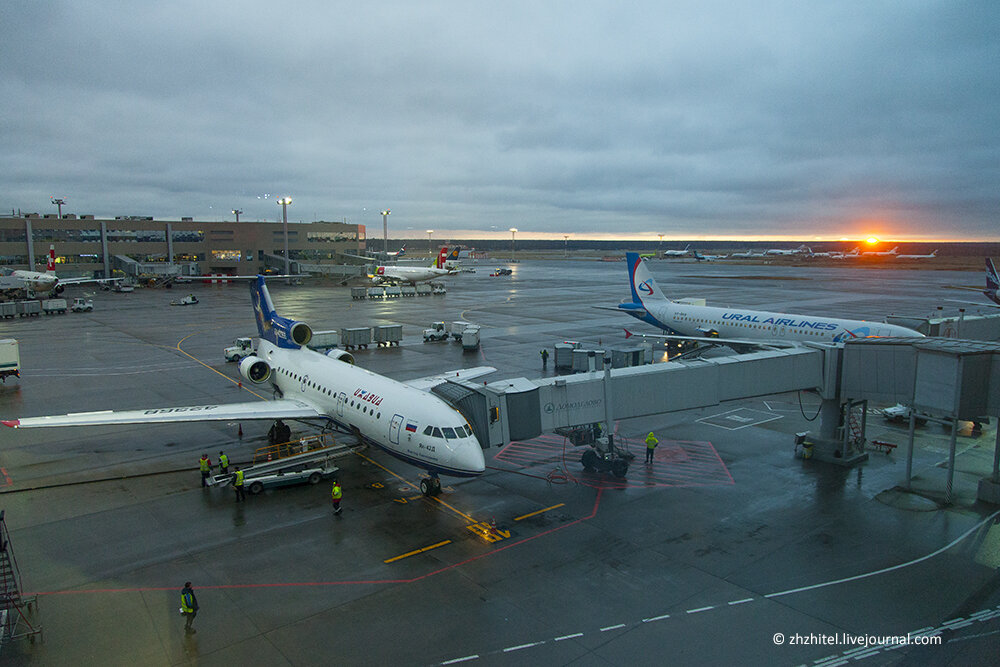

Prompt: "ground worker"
[180,581,199,634]
[645,431,658,464]
[233,466,245,502]
[331,479,343,515]
[218,451,229,476]
[540,348,549,368]
[199,454,212,487]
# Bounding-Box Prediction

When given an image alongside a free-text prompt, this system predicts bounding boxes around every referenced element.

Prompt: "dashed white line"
[554,633,583,641]
[441,655,479,664]
[642,613,671,623]
[503,642,542,653]
[728,598,754,605]
[686,605,714,614]
[600,623,626,632]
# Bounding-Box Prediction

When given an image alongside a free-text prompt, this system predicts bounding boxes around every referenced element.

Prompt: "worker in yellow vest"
[218,451,229,476]
[233,467,245,502]
[331,479,343,515]
[199,454,212,487]
[644,432,658,464]
[180,581,199,633]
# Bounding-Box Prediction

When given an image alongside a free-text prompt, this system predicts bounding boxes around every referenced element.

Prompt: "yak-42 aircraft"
[618,252,922,344]
[2,276,494,496]
[0,245,121,294]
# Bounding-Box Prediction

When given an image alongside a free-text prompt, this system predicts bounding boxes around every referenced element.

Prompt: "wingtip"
[2,420,20,428]
[624,328,632,339]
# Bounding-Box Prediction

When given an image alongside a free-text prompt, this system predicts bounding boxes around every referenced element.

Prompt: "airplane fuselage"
[258,340,485,477]
[373,265,453,284]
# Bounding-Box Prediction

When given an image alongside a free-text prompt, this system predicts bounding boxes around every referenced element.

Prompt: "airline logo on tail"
[250,277,313,349]
[435,247,449,269]
[46,245,56,274]
[987,258,999,291]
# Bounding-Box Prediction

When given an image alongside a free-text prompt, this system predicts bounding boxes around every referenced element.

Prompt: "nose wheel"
[420,475,442,497]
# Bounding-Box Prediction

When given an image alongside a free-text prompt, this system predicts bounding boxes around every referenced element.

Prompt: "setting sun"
[865,237,880,245]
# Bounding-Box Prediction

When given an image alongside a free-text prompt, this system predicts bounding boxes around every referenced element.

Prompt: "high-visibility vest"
[180,591,194,613]
[645,433,658,449]
[199,457,210,472]
[219,454,229,470]
[331,484,342,501]
[234,470,244,486]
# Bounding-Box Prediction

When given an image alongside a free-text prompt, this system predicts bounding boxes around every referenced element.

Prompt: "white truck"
[224,337,256,362]
[423,321,448,342]
[461,325,481,351]
[71,297,94,312]
[0,339,19,383]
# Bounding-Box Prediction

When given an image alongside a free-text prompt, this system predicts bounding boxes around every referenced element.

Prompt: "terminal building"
[0,213,367,278]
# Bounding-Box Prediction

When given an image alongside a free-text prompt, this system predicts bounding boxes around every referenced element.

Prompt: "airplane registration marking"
[514,503,565,521]
[383,540,452,564]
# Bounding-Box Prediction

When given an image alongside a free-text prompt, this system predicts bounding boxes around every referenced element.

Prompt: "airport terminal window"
[172,230,204,243]
[0,255,27,265]
[0,229,26,243]
[212,250,242,261]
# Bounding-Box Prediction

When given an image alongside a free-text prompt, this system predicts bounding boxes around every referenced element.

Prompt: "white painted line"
[441,655,479,665]
[600,624,626,632]
[686,605,714,614]
[554,633,583,642]
[642,614,671,623]
[765,510,1000,599]
[503,642,542,653]
[727,598,754,605]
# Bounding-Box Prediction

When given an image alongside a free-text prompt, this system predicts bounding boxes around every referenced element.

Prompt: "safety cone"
[267,452,272,461]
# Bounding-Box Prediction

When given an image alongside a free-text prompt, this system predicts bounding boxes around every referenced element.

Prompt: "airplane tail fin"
[46,245,56,274]
[626,252,669,305]
[250,276,313,349]
[435,247,448,269]
[987,258,999,291]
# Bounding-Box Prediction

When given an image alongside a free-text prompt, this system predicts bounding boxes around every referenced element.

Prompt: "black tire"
[308,472,321,485]
[581,449,599,472]
[248,481,264,495]
[420,478,432,496]
[611,458,629,478]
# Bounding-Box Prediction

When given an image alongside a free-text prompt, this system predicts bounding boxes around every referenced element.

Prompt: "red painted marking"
[0,468,10,487]
[1,420,19,428]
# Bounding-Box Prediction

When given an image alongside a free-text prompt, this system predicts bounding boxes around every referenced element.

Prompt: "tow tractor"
[207,433,348,495]
[577,425,633,478]
[170,294,199,306]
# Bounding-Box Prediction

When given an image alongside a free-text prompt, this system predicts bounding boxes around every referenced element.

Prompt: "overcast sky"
[2,1,997,241]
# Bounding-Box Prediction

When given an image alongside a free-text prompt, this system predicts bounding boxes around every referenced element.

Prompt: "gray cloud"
[1,1,997,239]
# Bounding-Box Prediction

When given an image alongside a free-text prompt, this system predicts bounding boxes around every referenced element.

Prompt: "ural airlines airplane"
[618,253,922,343]
[370,247,457,285]
[947,258,1000,308]
[1,245,120,293]
[2,276,493,496]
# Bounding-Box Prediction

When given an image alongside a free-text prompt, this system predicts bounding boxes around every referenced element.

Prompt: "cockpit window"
[423,426,433,436]
[432,428,443,438]
[442,427,457,439]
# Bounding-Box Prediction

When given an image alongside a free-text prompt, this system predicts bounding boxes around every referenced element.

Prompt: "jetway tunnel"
[437,337,1000,502]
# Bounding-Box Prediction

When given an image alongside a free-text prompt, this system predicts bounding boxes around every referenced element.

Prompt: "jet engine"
[325,348,355,365]
[239,356,272,384]
[53,284,65,294]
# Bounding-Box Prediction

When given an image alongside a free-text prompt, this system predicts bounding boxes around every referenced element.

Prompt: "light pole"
[658,234,664,250]
[426,229,434,255]
[51,197,65,218]
[232,209,242,223]
[277,197,292,281]
[381,209,391,254]
[564,234,569,257]
[509,227,518,261]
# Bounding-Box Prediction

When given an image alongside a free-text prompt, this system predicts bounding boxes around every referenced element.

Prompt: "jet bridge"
[440,337,999,502]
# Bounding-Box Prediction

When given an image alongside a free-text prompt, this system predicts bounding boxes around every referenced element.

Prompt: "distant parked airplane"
[895,249,938,259]
[661,244,692,257]
[862,246,899,257]
[0,245,121,294]
[765,244,812,256]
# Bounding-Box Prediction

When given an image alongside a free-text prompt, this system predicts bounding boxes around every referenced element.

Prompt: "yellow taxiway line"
[514,503,565,522]
[383,540,452,564]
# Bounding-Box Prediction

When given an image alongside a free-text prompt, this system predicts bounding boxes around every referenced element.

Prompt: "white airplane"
[370,247,458,285]
[692,250,725,262]
[661,244,692,257]
[0,245,121,294]
[862,246,899,257]
[618,253,922,343]
[2,276,495,496]
[765,244,812,256]
[729,249,766,258]
[946,258,1000,308]
[895,249,938,259]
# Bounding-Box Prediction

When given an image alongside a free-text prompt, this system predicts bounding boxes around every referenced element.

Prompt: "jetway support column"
[976,419,1000,504]
[808,397,868,466]
[816,398,841,440]
[945,418,958,505]
[904,411,916,490]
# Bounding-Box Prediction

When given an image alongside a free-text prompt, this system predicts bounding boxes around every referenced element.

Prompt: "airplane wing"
[3,399,325,429]
[57,276,124,286]
[622,328,798,349]
[942,298,1000,309]
[404,366,497,391]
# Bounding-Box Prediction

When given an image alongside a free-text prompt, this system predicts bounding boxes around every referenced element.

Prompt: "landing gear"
[420,475,442,497]
[580,436,633,478]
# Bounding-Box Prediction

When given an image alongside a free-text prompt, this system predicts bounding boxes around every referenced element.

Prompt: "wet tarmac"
[1,258,999,665]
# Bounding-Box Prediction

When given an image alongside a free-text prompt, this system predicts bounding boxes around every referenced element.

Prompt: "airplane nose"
[461,439,486,475]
